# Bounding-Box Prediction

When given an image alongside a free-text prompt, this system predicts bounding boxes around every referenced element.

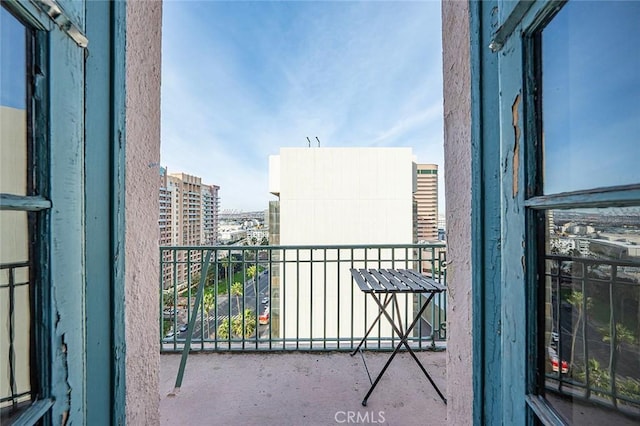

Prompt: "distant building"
[201,183,220,245]
[415,164,439,242]
[218,224,246,243]
[159,168,220,285]
[269,147,416,340]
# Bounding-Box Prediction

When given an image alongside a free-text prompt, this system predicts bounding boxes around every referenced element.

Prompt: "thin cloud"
[161,1,444,211]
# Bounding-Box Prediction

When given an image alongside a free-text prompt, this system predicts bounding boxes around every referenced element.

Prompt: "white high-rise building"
[269,147,416,340]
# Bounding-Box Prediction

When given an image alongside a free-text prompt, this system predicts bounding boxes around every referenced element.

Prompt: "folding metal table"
[350,268,447,406]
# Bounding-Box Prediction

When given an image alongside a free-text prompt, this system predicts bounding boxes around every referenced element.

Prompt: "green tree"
[202,289,216,337]
[603,323,636,372]
[261,237,269,246]
[220,256,231,280]
[163,291,174,308]
[217,318,230,340]
[247,265,257,281]
[231,309,256,338]
[231,281,243,315]
[567,291,592,370]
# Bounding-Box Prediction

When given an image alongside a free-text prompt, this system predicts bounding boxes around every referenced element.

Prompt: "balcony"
[158,244,448,424]
[160,350,447,425]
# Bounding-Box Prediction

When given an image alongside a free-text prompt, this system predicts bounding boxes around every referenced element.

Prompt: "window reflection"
[543,207,640,424]
[0,6,32,420]
[542,1,640,194]
[0,6,27,196]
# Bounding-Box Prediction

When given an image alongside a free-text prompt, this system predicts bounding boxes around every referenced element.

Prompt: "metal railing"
[544,254,640,417]
[160,243,446,352]
[0,261,32,417]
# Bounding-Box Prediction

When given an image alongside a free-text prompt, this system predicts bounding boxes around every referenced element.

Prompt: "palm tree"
[231,309,256,338]
[202,289,215,337]
[231,281,243,316]
[217,318,230,340]
[603,323,635,371]
[567,290,592,370]
[247,265,257,280]
[220,256,231,280]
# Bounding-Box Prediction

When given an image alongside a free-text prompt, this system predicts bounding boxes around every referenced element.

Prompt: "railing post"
[171,250,212,393]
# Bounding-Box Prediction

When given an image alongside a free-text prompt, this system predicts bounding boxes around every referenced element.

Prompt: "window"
[471,0,640,424]
[417,169,437,175]
[527,1,640,424]
[0,6,48,422]
[1,0,93,422]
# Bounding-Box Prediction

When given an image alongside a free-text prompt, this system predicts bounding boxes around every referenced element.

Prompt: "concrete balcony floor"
[160,350,447,425]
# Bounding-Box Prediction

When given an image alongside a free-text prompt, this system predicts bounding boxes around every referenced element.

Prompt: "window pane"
[542,1,640,194]
[0,7,34,421]
[0,211,31,415]
[542,207,640,424]
[0,6,27,196]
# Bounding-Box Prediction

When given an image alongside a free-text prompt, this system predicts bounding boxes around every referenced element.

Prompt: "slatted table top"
[350,268,446,294]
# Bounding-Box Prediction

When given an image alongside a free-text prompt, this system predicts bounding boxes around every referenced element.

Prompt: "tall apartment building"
[201,183,220,245]
[159,167,173,246]
[159,168,220,286]
[414,164,438,242]
[268,147,416,340]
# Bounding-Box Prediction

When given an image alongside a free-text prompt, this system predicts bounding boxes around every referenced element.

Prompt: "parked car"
[259,307,270,325]
[163,308,176,319]
[261,297,269,304]
[548,332,568,374]
[179,324,188,333]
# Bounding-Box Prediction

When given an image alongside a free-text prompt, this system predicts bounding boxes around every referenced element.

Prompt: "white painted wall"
[271,147,416,340]
[442,1,474,423]
[125,1,162,423]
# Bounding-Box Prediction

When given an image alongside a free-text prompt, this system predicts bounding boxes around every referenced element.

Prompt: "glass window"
[0,6,34,422]
[541,1,640,194]
[533,1,640,423]
[542,207,640,424]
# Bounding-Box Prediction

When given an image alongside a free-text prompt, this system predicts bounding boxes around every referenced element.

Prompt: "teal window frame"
[472,0,640,424]
[1,1,127,424]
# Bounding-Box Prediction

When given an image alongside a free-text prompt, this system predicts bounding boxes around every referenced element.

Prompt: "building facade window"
[528,2,640,423]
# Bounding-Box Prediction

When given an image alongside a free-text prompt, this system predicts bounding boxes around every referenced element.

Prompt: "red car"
[259,306,270,325]
[548,345,569,374]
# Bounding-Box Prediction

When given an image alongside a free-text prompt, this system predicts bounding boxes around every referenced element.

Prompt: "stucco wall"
[442,1,473,424]
[125,0,162,423]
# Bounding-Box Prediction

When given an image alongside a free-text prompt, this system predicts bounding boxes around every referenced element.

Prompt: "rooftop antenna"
[316,137,320,147]
[306,137,311,147]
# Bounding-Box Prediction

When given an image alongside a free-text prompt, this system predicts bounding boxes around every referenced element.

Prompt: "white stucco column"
[125,0,163,423]
[442,1,474,423]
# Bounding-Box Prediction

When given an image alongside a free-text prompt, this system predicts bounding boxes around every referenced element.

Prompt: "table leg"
[351,293,393,356]
[362,293,447,405]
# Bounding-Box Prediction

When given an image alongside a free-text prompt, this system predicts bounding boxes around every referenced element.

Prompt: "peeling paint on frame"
[512,93,521,198]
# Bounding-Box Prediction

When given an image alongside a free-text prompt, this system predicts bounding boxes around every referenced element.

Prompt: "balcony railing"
[544,254,640,416]
[160,243,446,352]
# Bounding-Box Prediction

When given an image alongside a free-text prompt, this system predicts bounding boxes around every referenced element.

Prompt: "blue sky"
[542,0,640,194]
[1,7,26,109]
[161,0,444,212]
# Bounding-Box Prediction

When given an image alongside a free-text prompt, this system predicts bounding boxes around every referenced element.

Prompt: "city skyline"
[160,1,444,212]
